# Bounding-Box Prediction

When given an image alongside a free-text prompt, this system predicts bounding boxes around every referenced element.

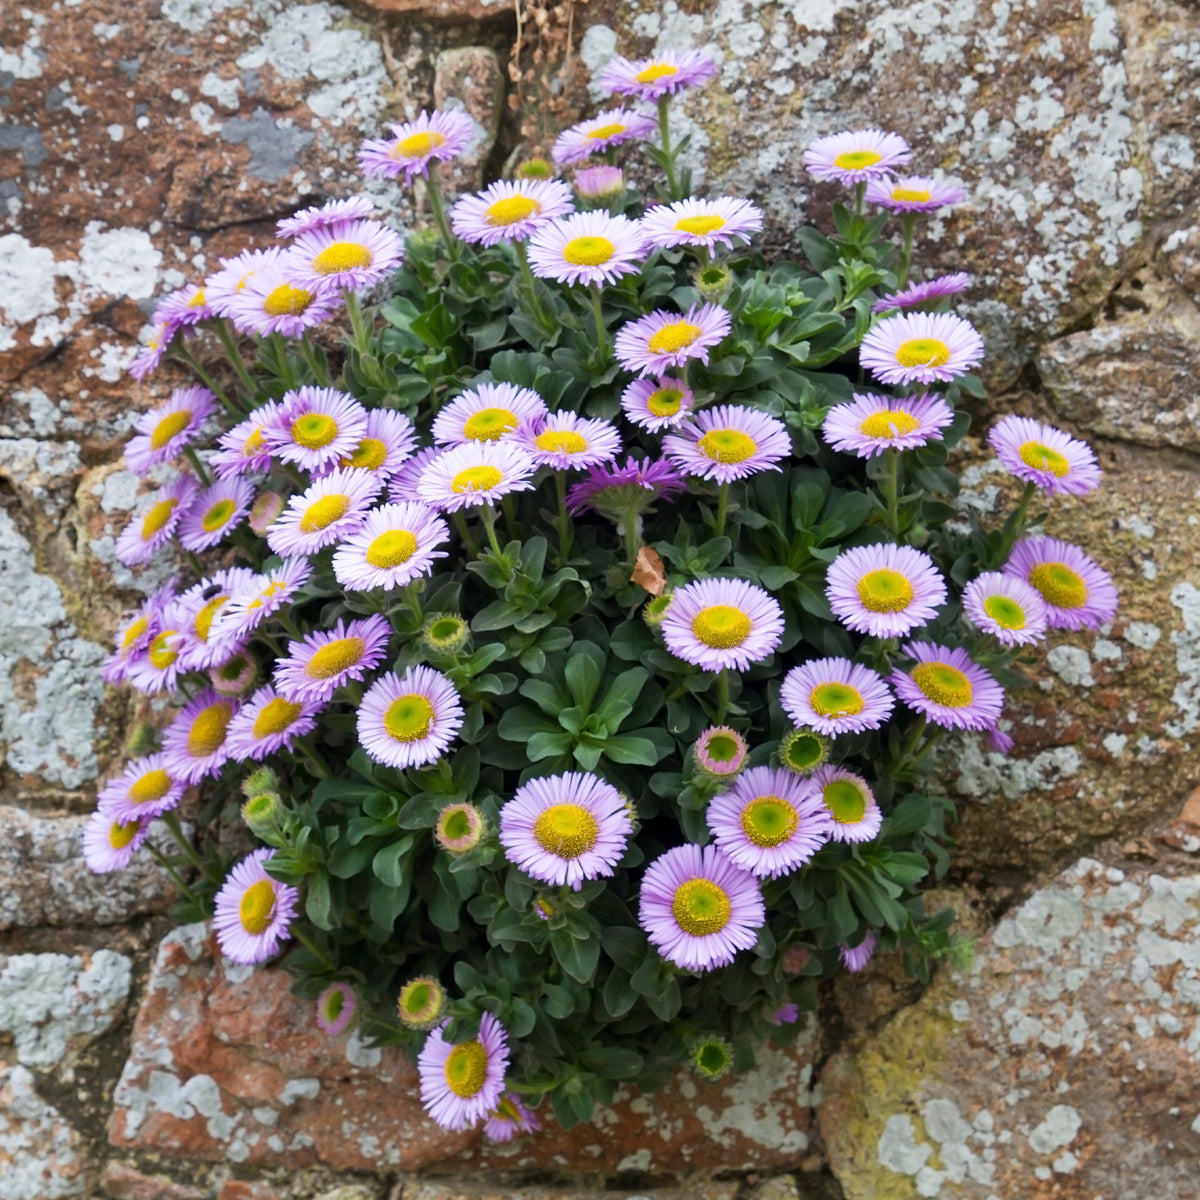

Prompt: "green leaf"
[304,872,333,931]
[551,929,600,984]
[372,835,414,888]
[563,642,605,711]
[601,925,648,972]
[578,1047,644,1079]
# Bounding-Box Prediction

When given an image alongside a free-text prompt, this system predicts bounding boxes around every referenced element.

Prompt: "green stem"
[715,669,731,723]
[215,320,258,397]
[183,445,211,487]
[883,448,900,535]
[714,482,730,541]
[453,510,480,558]
[621,503,641,566]
[994,481,1037,567]
[426,169,459,261]
[269,333,299,389]
[479,503,504,558]
[162,811,207,872]
[147,842,203,908]
[344,290,373,357]
[174,346,242,419]
[299,336,331,386]
[514,239,550,329]
[293,736,332,779]
[184,549,206,578]
[589,285,609,364]
[657,95,680,200]
[290,922,338,970]
[898,214,917,287]
[553,471,573,563]
[853,181,866,218]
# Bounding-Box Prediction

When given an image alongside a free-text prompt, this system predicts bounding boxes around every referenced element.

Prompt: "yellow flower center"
[892,186,932,203]
[201,498,236,533]
[493,1096,523,1123]
[461,407,518,441]
[648,320,701,354]
[910,662,973,708]
[860,409,919,439]
[635,62,678,83]
[647,387,684,418]
[532,802,599,859]
[384,693,435,742]
[698,429,757,464]
[243,426,266,455]
[292,412,339,449]
[485,195,541,226]
[857,568,914,613]
[562,235,615,266]
[1017,441,1070,477]
[262,284,313,317]
[394,130,446,159]
[238,879,277,934]
[1028,561,1088,609]
[311,241,373,274]
[187,701,233,756]
[895,338,950,369]
[365,529,418,569]
[194,596,228,642]
[451,465,503,494]
[534,429,588,455]
[982,593,1027,630]
[587,122,627,140]
[810,681,864,718]
[305,637,366,679]
[150,409,192,450]
[671,878,731,936]
[299,494,350,533]
[141,498,180,540]
[187,288,207,308]
[739,795,799,848]
[443,1040,488,1097]
[674,214,725,236]
[109,821,139,850]
[833,149,883,171]
[691,604,752,649]
[823,779,868,824]
[129,769,173,804]
[252,697,303,739]
[341,437,387,470]
[147,631,179,670]
[121,616,149,650]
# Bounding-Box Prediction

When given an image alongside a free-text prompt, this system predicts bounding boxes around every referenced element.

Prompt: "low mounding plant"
[90,45,1116,1136]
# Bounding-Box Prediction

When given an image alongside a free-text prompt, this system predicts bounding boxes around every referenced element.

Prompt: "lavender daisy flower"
[359,110,477,185]
[1002,537,1119,632]
[498,771,633,890]
[527,211,643,287]
[839,931,878,973]
[575,165,624,200]
[811,765,882,843]
[153,283,213,328]
[264,387,369,472]
[871,272,972,314]
[315,982,357,1037]
[82,811,153,874]
[416,442,537,513]
[266,468,381,557]
[552,108,658,165]
[326,408,418,479]
[436,802,486,853]
[822,392,955,458]
[620,375,694,431]
[114,475,200,567]
[638,843,765,972]
[124,387,217,476]
[962,572,1049,647]
[770,1002,800,1027]
[694,726,748,778]
[417,1013,509,1132]
[865,175,966,212]
[332,501,451,592]
[890,641,1005,732]
[273,614,392,703]
[451,178,575,246]
[660,577,785,672]
[210,400,284,479]
[988,415,1101,497]
[162,689,240,784]
[276,195,375,239]
[100,579,177,685]
[224,685,322,762]
[127,320,180,381]
[358,665,464,769]
[565,454,685,519]
[484,1093,541,1143]
[825,543,947,638]
[859,312,985,385]
[598,48,718,100]
[430,382,548,446]
[988,724,1015,754]
[614,303,731,376]
[512,411,622,471]
[124,625,186,695]
[288,219,404,296]
[96,754,185,823]
[224,254,340,339]
[780,657,896,737]
[662,405,791,485]
[212,848,299,965]
[178,478,254,552]
[803,129,912,185]
[212,558,312,644]
[204,247,281,318]
[640,196,764,253]
[707,766,833,879]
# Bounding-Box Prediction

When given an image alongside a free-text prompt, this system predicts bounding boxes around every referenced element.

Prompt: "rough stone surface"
[819,856,1200,1199]
[0,1065,88,1200]
[100,1162,207,1200]
[392,1185,738,1200]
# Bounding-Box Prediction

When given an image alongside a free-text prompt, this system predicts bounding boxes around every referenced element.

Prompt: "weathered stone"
[742,1178,802,1200]
[432,47,504,191]
[111,924,816,1176]
[354,0,512,23]
[819,857,1200,1199]
[0,949,132,1071]
[0,808,176,930]
[216,1181,286,1200]
[100,1161,207,1200]
[393,1184,739,1200]
[0,1065,88,1200]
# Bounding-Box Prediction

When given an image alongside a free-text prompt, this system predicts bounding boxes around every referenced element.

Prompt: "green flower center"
[860,409,919,439]
[781,730,826,773]
[647,387,684,418]
[238,879,277,934]
[384,693,435,742]
[562,235,615,266]
[444,1040,489,1097]
[201,498,236,533]
[823,779,868,824]
[462,407,518,440]
[1028,561,1087,608]
[532,802,599,859]
[322,988,346,1022]
[739,795,799,848]
[895,338,950,369]
[703,732,741,764]
[982,593,1027,629]
[857,568,914,613]
[292,413,338,449]
[1018,440,1070,477]
[810,681,864,718]
[366,529,418,569]
[150,409,192,449]
[910,662,973,708]
[312,241,372,274]
[672,878,731,936]
[691,604,752,649]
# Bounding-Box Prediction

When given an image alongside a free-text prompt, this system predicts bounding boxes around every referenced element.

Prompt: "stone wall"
[3,0,1200,1196]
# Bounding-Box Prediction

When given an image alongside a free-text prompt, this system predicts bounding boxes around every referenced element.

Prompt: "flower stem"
[344,290,373,357]
[553,471,573,563]
[215,320,258,398]
[589,285,609,364]
[293,736,332,779]
[162,811,207,872]
[479,503,504,557]
[621,504,641,566]
[147,841,203,908]
[453,510,480,557]
[898,214,917,287]
[715,669,731,723]
[299,336,331,386]
[183,445,211,487]
[290,923,338,970]
[657,95,680,200]
[269,333,299,389]
[426,169,459,261]
[514,239,550,329]
[174,345,242,419]
[993,481,1037,567]
[714,482,730,541]
[883,448,900,534]
[853,181,866,218]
